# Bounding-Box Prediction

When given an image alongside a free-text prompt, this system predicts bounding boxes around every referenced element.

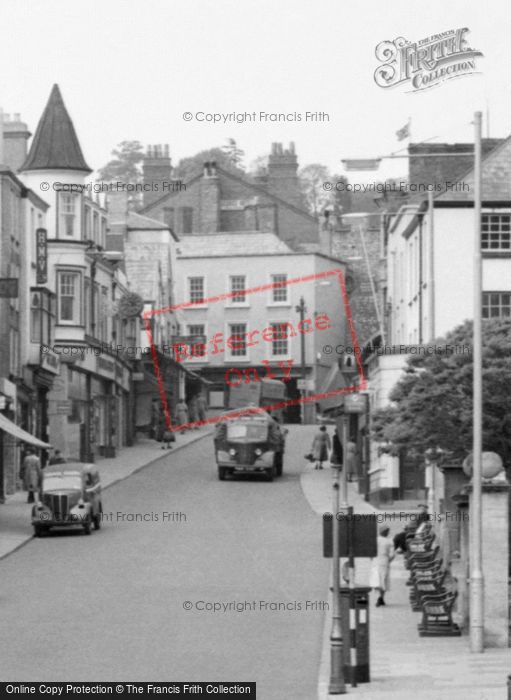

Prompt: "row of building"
[0,84,359,501]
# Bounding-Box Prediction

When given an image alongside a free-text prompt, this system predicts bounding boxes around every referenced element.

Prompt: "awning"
[184,367,214,385]
[316,365,348,414]
[0,412,52,448]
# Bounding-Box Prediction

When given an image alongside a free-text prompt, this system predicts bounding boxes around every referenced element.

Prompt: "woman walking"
[311,425,331,470]
[370,525,395,607]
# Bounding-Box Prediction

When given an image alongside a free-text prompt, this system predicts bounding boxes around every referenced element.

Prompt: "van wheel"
[93,505,102,530]
[218,468,227,481]
[33,525,46,538]
[265,468,274,482]
[83,517,92,535]
[275,454,283,477]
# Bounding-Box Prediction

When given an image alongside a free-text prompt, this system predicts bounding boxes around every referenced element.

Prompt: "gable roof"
[437,135,511,202]
[176,232,292,257]
[138,166,316,222]
[21,84,92,173]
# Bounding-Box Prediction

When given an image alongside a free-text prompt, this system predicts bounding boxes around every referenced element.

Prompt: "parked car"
[32,463,103,537]
[214,409,287,481]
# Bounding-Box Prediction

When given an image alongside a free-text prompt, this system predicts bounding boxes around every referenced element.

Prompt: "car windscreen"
[43,475,82,491]
[226,422,268,440]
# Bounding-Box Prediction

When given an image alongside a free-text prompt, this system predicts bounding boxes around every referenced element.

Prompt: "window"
[270,322,289,356]
[84,206,91,240]
[100,286,108,340]
[58,271,81,324]
[188,277,205,303]
[271,274,288,303]
[30,289,56,345]
[187,324,205,337]
[93,211,99,244]
[481,214,511,250]
[84,278,91,334]
[482,292,511,318]
[60,194,77,237]
[101,218,107,248]
[163,207,175,229]
[228,323,247,357]
[182,207,193,234]
[230,275,246,303]
[9,329,19,376]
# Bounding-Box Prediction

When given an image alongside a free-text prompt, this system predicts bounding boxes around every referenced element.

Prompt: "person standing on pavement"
[370,525,395,607]
[188,395,200,430]
[22,448,42,504]
[176,399,189,432]
[311,425,331,470]
[197,392,207,422]
[330,427,343,469]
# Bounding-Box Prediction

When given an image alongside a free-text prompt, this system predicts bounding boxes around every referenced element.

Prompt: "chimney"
[199,161,220,233]
[1,112,31,172]
[142,143,172,208]
[267,141,300,208]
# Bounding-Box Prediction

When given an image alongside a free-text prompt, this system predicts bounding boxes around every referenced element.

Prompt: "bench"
[418,590,461,636]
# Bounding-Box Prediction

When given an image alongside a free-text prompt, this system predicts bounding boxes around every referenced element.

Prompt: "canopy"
[0,412,52,448]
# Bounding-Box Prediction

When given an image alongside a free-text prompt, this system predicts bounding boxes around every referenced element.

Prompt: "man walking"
[22,448,42,504]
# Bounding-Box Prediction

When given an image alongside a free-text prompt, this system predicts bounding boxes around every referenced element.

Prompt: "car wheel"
[33,525,44,538]
[93,504,102,530]
[265,468,274,482]
[275,454,283,477]
[83,516,92,535]
[218,467,227,481]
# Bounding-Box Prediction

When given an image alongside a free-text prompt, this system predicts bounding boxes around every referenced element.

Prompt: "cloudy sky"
[1,0,509,181]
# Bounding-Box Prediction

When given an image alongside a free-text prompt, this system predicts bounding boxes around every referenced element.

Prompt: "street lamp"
[295,296,307,424]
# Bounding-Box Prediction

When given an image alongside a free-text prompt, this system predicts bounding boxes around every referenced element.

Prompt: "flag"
[396,120,410,141]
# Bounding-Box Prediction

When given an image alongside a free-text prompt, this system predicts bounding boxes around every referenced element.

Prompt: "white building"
[367,137,511,503]
[173,232,351,422]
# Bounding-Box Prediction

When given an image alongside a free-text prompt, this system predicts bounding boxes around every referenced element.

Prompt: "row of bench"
[404,522,461,637]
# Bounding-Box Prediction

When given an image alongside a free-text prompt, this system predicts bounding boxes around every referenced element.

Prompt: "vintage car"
[32,463,103,537]
[214,409,287,481]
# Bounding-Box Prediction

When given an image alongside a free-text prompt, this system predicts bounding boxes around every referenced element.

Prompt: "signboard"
[0,278,18,298]
[344,393,368,414]
[323,514,378,558]
[36,228,48,284]
[40,348,60,375]
[56,400,72,415]
[132,372,144,381]
[297,379,315,391]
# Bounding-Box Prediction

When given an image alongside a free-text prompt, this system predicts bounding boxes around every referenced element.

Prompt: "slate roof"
[437,135,511,201]
[21,84,91,173]
[176,232,292,257]
[127,212,169,230]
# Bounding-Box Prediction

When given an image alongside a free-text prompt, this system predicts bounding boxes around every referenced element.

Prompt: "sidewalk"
[0,427,212,560]
[299,467,510,700]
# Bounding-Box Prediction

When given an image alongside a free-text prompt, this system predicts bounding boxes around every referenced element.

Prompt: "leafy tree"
[331,174,352,215]
[299,163,332,217]
[371,318,511,470]
[222,138,245,170]
[97,140,145,184]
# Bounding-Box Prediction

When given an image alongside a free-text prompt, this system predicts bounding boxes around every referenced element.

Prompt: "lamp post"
[470,110,484,653]
[295,296,307,424]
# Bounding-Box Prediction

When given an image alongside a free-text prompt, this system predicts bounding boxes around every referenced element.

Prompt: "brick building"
[138,142,318,250]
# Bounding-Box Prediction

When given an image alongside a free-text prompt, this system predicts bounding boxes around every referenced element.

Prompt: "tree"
[221,138,245,170]
[97,140,145,184]
[331,174,352,215]
[299,163,332,217]
[370,319,511,470]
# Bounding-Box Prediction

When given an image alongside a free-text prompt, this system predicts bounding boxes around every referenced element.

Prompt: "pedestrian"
[370,525,395,607]
[311,425,331,470]
[188,396,200,429]
[197,393,207,422]
[330,427,343,468]
[22,448,42,504]
[176,399,189,432]
[393,530,408,553]
[48,449,66,465]
[161,428,174,449]
[417,503,429,525]
[346,439,357,482]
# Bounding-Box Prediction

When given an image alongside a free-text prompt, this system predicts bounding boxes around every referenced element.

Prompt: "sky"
[1,0,510,182]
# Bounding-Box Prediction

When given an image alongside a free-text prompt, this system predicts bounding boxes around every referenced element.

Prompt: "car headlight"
[229,448,237,456]
[254,448,262,456]
[77,498,85,507]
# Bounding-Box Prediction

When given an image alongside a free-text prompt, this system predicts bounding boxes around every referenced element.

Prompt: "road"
[0,425,328,698]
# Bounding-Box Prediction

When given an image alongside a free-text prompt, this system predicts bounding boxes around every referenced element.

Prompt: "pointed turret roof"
[21,84,91,173]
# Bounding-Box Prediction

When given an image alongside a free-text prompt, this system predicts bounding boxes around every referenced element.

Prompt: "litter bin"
[339,586,371,683]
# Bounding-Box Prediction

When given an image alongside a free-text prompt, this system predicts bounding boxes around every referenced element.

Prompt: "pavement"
[299,465,511,700]
[0,427,212,560]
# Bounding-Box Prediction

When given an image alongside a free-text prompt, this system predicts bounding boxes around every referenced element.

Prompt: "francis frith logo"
[374,28,483,91]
